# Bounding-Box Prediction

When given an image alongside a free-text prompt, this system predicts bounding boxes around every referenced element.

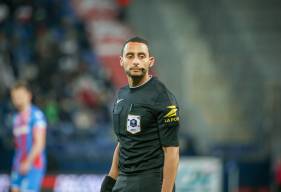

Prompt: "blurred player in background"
[100,37,180,192]
[10,81,47,192]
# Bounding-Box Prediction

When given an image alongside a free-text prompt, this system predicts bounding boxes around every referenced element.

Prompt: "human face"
[120,42,154,78]
[11,87,32,111]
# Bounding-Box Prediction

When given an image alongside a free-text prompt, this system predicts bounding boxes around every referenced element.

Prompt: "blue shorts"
[11,167,45,192]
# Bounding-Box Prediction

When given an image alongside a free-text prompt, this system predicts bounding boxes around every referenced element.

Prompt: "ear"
[120,56,124,67]
[149,56,155,68]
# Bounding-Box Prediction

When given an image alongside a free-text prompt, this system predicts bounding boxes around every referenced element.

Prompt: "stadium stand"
[0,0,133,173]
[184,0,281,190]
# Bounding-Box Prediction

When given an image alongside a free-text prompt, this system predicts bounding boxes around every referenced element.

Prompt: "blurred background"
[0,0,281,191]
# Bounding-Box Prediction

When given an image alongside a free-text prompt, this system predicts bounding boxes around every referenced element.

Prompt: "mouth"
[130,68,142,71]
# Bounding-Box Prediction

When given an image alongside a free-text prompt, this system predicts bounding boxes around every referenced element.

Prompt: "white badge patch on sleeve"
[127,114,141,134]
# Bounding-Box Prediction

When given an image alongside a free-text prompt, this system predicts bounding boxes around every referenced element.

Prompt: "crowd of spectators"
[0,0,115,172]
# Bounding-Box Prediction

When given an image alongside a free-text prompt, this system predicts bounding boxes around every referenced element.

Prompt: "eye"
[126,54,133,59]
[139,54,146,59]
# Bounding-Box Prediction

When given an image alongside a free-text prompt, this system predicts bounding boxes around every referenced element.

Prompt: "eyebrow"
[125,52,147,56]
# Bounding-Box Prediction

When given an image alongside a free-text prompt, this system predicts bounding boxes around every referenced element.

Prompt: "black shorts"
[112,172,175,192]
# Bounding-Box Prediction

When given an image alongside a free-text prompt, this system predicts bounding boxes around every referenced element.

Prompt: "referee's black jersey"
[112,76,180,175]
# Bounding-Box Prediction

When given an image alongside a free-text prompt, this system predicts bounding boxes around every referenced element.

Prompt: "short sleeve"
[33,110,47,130]
[156,91,180,147]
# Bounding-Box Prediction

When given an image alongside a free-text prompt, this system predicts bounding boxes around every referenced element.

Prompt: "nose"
[132,58,140,66]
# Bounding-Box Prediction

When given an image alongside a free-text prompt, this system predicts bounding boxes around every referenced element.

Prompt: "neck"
[19,103,30,113]
[128,73,151,88]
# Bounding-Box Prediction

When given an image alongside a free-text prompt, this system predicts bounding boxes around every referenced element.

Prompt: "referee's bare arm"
[161,146,179,192]
[100,143,119,192]
[108,143,119,179]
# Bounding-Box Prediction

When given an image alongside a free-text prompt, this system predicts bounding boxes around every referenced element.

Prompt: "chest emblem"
[127,114,141,134]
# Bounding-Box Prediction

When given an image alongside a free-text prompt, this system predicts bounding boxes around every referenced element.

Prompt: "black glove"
[100,175,116,192]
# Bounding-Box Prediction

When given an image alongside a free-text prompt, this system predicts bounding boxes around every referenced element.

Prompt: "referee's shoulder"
[114,85,129,100]
[117,84,129,94]
[152,78,177,104]
[119,84,129,91]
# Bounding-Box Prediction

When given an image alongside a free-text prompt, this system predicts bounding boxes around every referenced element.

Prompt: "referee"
[100,37,180,192]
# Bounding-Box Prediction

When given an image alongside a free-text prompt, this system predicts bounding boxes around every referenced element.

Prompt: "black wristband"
[100,175,116,192]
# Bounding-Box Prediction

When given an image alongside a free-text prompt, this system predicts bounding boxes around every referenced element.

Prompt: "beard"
[124,67,150,87]
[126,67,147,78]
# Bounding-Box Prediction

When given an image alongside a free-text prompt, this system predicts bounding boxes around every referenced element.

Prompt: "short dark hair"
[121,36,150,56]
[11,80,32,92]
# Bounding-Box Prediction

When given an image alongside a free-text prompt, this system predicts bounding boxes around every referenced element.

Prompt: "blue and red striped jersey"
[12,105,47,171]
